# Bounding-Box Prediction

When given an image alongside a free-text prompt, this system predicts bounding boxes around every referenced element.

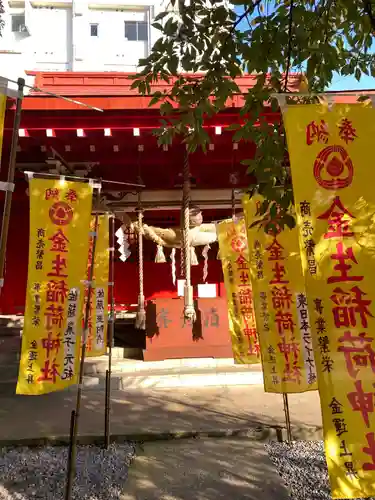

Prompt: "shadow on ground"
[121,438,291,500]
[0,383,322,443]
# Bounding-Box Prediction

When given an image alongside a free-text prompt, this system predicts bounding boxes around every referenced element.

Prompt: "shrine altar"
[144,297,233,361]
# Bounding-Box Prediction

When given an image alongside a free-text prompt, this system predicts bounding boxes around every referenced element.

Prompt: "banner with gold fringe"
[217,217,260,364]
[242,194,317,394]
[16,178,93,395]
[284,103,375,499]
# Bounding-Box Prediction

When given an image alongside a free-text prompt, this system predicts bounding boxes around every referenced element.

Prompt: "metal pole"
[0,78,24,294]
[104,214,115,449]
[282,393,293,443]
[65,205,100,500]
[65,410,76,494]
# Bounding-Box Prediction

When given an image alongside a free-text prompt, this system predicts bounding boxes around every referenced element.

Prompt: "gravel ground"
[0,443,136,500]
[266,440,371,500]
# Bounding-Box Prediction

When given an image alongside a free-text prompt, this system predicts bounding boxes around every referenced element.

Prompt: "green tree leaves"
[131,0,375,231]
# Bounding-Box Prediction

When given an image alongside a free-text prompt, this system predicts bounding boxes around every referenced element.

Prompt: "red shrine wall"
[0,199,225,315]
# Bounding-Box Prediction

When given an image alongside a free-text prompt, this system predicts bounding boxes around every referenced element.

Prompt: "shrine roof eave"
[10,71,303,112]
[28,71,304,97]
[17,94,247,112]
[8,70,375,113]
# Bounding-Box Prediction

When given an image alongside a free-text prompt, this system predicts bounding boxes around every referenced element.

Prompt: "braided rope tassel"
[135,194,146,330]
[182,151,196,323]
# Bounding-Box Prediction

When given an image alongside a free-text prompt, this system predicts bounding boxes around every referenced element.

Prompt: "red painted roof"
[20,71,303,111]
[19,71,375,111]
[28,71,303,96]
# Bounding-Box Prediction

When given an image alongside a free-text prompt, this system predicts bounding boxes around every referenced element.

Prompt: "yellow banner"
[86,214,109,357]
[17,179,93,395]
[284,103,375,498]
[217,218,260,364]
[0,94,6,163]
[242,194,317,394]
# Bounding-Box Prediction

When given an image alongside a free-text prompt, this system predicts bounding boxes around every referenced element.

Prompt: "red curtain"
[0,201,224,314]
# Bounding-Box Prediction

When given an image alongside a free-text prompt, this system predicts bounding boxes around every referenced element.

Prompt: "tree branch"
[362,0,375,32]
[284,0,294,91]
[232,0,263,34]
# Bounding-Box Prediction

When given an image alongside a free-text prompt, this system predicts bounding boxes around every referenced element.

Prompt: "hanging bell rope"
[135,187,146,330]
[231,188,236,220]
[182,151,196,323]
[179,208,185,280]
[180,248,185,279]
[230,147,237,221]
[135,148,146,330]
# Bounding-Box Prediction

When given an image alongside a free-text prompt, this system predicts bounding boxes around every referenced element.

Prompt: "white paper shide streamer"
[191,247,198,266]
[115,225,131,262]
[155,244,166,263]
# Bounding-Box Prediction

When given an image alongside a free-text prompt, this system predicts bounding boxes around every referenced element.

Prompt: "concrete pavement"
[0,385,322,445]
[121,438,291,500]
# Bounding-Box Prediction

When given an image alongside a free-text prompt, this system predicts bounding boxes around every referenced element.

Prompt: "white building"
[0,0,165,72]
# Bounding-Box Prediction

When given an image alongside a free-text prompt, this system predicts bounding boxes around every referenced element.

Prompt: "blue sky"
[329,74,375,91]
[235,5,375,91]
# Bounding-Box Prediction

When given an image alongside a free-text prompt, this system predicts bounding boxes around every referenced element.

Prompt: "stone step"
[0,350,20,364]
[0,315,24,328]
[2,366,264,395]
[84,356,255,376]
[80,357,264,390]
[0,327,22,338]
[0,380,18,396]
[0,361,19,374]
[80,365,264,390]
[0,336,22,353]
[1,361,264,395]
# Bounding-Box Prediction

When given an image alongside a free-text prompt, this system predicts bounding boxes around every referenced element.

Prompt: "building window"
[11,14,27,33]
[90,23,98,37]
[124,21,148,42]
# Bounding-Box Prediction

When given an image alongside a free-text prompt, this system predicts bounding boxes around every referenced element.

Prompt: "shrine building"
[0,71,368,361]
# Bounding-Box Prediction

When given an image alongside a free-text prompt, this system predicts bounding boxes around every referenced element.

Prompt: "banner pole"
[0,78,24,295]
[65,409,76,491]
[65,197,100,500]
[282,393,292,443]
[104,214,115,449]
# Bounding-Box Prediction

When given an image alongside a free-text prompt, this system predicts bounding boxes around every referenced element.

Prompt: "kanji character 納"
[306,120,329,145]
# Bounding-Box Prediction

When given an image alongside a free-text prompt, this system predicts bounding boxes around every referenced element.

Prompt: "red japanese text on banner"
[217,218,260,364]
[16,178,93,395]
[284,103,375,499]
[85,214,109,357]
[242,194,317,394]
